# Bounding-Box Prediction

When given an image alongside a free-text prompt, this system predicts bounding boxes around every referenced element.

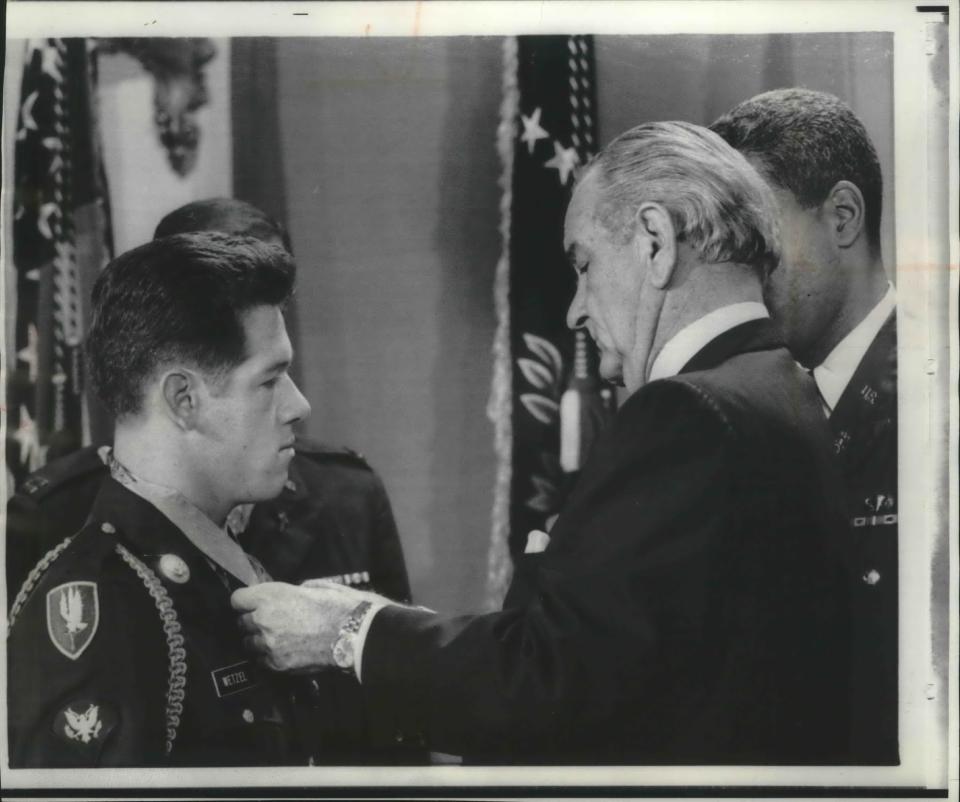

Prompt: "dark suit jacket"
[828,312,898,764]
[361,319,852,764]
[8,479,306,767]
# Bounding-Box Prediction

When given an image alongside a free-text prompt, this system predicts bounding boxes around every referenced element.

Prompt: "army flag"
[6,39,114,489]
[486,36,614,607]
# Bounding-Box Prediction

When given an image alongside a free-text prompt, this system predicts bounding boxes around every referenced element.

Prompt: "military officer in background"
[7,198,412,611]
[8,232,313,766]
[712,88,898,764]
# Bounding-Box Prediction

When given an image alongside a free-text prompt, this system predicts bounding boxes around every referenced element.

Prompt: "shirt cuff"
[353,600,388,682]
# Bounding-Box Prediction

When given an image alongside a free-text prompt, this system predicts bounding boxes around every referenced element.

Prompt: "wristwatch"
[331,600,373,671]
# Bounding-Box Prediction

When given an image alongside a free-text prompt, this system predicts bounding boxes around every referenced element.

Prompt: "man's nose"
[283,377,312,424]
[566,283,588,330]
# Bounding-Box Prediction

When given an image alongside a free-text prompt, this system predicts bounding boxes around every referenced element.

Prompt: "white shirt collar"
[812,283,896,414]
[648,302,770,382]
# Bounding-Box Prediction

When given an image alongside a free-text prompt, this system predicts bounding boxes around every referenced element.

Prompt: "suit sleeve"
[8,550,172,767]
[360,383,739,759]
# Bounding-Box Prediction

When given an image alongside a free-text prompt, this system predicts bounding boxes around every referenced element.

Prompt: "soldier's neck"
[112,425,231,527]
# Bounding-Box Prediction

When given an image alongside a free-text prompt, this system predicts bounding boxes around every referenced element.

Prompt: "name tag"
[211,661,260,698]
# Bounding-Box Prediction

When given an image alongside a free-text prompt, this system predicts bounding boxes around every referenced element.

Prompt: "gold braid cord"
[115,544,187,757]
[8,535,75,628]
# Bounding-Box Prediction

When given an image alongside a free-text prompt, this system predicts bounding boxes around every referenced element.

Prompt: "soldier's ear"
[634,202,677,290]
[160,370,199,430]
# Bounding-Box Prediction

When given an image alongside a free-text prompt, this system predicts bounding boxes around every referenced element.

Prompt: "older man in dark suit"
[234,121,851,764]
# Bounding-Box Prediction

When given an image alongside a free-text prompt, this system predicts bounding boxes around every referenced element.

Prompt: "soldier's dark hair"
[86,232,295,419]
[154,197,293,254]
[710,88,882,254]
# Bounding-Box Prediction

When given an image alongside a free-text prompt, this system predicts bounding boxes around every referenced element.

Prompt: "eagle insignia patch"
[46,581,99,660]
[53,700,118,748]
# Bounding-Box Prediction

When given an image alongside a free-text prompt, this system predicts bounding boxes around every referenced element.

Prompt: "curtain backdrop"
[230,38,300,384]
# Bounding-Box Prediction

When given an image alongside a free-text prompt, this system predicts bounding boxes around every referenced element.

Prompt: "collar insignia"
[46,581,99,660]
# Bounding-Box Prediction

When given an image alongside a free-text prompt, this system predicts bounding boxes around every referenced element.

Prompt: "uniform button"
[394,730,405,744]
[242,709,255,723]
[100,522,116,534]
[159,554,191,584]
[862,569,881,586]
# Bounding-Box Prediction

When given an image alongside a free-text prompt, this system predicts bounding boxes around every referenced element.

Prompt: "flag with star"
[6,39,114,488]
[486,36,614,605]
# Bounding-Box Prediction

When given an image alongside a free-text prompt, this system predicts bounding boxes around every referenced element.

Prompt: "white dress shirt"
[812,284,896,415]
[648,301,770,382]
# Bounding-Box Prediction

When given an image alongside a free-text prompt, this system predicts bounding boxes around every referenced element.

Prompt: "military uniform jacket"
[828,312,898,764]
[6,441,417,764]
[7,441,412,603]
[8,478,305,767]
[361,320,852,764]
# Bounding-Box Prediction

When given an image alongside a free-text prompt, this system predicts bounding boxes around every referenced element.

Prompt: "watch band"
[332,600,373,671]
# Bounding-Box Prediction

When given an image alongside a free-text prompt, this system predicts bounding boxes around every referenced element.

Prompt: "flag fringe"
[483,35,519,611]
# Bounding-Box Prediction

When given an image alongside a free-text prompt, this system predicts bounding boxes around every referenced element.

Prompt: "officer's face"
[750,166,845,367]
[196,305,310,508]
[563,172,646,387]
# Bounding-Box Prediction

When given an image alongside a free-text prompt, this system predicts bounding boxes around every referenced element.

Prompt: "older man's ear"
[619,203,677,392]
[635,202,678,290]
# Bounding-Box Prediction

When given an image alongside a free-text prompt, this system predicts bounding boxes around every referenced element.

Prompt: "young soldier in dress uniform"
[7,198,412,609]
[6,199,417,763]
[712,89,898,764]
[7,232,314,766]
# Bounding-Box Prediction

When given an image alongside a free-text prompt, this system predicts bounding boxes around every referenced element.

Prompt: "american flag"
[486,36,614,604]
[7,39,113,488]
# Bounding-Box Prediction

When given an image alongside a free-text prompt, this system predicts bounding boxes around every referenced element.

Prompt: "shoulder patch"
[53,700,118,748]
[46,581,100,660]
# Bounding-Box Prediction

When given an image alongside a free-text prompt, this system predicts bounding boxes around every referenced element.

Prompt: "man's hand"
[232,581,378,672]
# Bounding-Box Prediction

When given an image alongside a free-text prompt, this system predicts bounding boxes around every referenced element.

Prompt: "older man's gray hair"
[585,120,781,278]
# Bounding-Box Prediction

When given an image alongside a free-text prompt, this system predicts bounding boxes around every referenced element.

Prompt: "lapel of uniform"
[825,311,897,473]
[89,478,240,616]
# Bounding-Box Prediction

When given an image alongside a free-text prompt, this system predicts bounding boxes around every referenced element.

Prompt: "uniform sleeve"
[6,491,49,607]
[8,549,172,767]
[359,383,739,758]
